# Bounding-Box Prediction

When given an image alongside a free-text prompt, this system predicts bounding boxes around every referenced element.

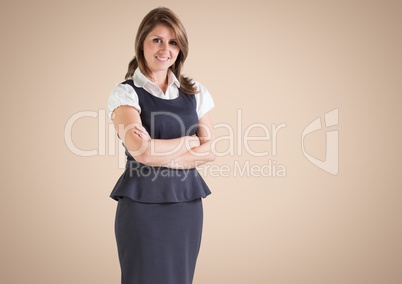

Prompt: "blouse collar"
[133,68,180,89]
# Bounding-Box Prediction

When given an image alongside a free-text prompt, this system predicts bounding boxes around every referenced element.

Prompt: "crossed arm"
[111,105,216,169]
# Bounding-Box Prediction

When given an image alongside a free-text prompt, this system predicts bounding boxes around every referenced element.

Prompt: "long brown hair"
[125,7,198,95]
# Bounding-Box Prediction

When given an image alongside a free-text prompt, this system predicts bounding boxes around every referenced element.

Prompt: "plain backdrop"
[1,0,401,283]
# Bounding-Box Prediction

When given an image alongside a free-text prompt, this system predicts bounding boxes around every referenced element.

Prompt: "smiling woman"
[142,25,180,89]
[124,6,198,96]
[107,6,216,284]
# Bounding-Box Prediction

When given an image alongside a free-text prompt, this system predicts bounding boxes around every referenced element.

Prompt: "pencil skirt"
[114,197,203,284]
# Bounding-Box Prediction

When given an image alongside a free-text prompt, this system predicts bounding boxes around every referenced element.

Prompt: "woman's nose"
[160,42,169,51]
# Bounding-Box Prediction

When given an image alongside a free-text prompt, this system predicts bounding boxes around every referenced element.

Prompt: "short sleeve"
[194,82,214,119]
[107,83,141,120]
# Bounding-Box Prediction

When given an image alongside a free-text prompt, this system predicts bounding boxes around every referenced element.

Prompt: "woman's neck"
[148,70,168,94]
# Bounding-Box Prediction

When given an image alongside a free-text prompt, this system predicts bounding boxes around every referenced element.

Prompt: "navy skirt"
[115,197,203,284]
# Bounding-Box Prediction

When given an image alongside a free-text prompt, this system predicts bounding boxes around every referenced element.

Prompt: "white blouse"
[107,68,214,121]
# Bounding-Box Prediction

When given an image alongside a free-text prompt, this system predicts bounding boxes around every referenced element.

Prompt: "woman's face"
[142,24,180,76]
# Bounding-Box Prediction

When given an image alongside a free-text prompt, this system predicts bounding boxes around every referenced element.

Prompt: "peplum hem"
[110,160,211,203]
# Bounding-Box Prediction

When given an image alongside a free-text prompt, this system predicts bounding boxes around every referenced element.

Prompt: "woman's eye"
[169,41,177,46]
[153,38,162,43]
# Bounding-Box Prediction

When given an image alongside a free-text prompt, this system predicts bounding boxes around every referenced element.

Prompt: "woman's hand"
[134,125,151,140]
[189,134,200,148]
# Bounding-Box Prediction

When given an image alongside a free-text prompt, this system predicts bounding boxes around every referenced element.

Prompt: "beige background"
[1,0,401,283]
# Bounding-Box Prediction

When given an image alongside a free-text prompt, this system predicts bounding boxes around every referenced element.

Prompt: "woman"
[107,7,216,284]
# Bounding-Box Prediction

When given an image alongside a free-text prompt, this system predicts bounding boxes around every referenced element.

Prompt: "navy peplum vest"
[109,79,211,203]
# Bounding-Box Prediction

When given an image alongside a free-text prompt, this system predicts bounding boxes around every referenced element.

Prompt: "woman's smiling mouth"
[156,56,170,62]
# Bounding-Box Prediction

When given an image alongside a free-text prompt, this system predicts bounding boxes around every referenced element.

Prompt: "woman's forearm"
[162,140,216,169]
[126,134,200,166]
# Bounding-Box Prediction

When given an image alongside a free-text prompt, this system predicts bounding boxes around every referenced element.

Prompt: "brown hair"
[125,7,198,95]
